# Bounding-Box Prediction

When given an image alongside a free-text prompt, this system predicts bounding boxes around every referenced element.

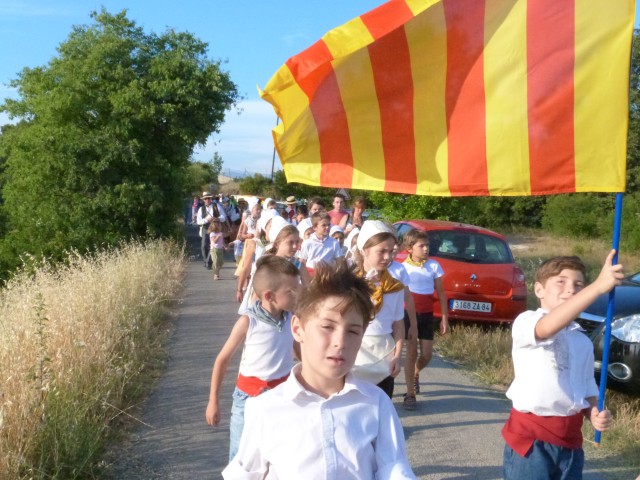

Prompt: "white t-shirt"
[223,364,416,480]
[238,313,294,381]
[401,259,444,295]
[299,233,343,269]
[365,289,404,336]
[387,260,410,287]
[506,308,599,416]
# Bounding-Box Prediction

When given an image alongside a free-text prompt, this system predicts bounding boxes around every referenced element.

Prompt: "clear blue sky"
[1,1,639,177]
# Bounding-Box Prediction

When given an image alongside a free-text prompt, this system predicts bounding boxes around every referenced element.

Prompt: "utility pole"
[270,115,280,181]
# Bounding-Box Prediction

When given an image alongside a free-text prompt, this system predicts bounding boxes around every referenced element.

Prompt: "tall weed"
[435,324,513,388]
[0,240,184,479]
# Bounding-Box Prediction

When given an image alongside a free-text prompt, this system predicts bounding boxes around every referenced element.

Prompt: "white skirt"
[351,334,395,385]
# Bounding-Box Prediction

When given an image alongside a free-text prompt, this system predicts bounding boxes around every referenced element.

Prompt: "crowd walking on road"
[200,191,622,479]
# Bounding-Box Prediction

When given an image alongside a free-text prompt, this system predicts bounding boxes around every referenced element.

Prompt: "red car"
[394,220,527,324]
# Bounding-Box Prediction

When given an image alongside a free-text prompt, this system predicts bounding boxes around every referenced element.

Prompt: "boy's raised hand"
[593,250,625,295]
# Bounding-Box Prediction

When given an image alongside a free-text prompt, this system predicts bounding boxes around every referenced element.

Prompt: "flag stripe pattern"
[261,0,634,196]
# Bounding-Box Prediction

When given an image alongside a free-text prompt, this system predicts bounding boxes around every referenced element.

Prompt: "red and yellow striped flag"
[260,0,635,196]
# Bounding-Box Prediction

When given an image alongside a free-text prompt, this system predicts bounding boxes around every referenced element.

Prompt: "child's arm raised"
[205,315,250,426]
[535,250,624,340]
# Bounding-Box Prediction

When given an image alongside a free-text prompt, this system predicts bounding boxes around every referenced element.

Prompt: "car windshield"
[427,231,512,264]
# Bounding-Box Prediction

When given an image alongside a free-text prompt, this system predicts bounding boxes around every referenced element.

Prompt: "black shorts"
[404,311,435,341]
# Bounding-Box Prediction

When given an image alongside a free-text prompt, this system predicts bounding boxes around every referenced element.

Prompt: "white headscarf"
[329,225,344,237]
[345,227,360,251]
[268,215,291,243]
[356,220,395,252]
[297,220,312,238]
[247,197,260,211]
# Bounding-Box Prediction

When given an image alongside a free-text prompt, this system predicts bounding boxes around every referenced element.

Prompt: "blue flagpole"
[594,192,623,446]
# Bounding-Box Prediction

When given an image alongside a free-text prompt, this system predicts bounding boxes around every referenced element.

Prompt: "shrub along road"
[104,226,632,479]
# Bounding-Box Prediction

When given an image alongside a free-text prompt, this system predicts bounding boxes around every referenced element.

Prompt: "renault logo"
[470,274,477,282]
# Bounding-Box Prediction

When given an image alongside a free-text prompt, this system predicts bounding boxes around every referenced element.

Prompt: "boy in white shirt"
[502,251,622,479]
[401,229,449,409]
[299,211,343,275]
[205,255,301,462]
[223,259,416,479]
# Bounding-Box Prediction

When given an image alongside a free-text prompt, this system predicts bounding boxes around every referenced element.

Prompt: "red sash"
[236,373,289,397]
[411,292,434,313]
[502,408,585,457]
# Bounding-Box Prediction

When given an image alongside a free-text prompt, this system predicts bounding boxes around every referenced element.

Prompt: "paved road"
[104,227,632,479]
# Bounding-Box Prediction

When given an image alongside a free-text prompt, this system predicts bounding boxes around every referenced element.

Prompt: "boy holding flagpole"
[502,251,623,478]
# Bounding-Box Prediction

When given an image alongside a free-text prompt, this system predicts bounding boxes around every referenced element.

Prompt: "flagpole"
[594,192,623,446]
[270,116,280,181]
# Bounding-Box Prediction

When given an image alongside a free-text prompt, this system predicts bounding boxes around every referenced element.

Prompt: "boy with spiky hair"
[205,255,300,462]
[502,251,623,479]
[223,259,416,479]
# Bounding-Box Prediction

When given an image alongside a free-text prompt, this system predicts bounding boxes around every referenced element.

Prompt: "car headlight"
[611,314,640,343]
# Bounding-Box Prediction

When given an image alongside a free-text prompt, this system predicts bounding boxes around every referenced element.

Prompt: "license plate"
[450,299,492,313]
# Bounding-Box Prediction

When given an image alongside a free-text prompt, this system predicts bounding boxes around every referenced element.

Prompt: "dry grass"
[0,240,185,479]
[435,324,514,389]
[509,229,640,308]
[434,231,640,472]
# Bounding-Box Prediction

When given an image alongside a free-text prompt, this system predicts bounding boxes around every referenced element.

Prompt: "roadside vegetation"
[0,240,184,479]
[435,234,640,473]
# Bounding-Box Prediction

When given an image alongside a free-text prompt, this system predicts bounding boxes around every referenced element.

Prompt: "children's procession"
[198,192,624,480]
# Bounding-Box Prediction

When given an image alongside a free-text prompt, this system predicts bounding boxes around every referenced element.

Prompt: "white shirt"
[387,261,410,287]
[223,364,416,480]
[239,313,294,381]
[506,308,599,416]
[401,259,444,295]
[299,233,343,269]
[365,289,404,336]
[196,201,227,225]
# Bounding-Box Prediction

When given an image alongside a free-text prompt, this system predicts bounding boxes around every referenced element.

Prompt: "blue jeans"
[229,387,250,463]
[503,441,584,480]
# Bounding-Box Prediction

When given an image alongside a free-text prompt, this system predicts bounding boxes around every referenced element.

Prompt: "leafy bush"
[0,10,238,278]
[541,192,640,254]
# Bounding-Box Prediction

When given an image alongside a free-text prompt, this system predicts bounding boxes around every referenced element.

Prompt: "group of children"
[204,195,622,479]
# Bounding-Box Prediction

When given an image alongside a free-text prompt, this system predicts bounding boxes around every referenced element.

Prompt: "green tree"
[185,152,224,196]
[239,174,275,197]
[540,30,640,253]
[272,170,335,203]
[0,9,238,269]
[627,29,640,192]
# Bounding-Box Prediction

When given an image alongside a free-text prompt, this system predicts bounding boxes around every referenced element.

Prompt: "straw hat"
[201,191,214,199]
[285,195,297,205]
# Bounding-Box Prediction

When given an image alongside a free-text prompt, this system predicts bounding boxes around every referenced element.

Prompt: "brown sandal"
[403,394,417,411]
